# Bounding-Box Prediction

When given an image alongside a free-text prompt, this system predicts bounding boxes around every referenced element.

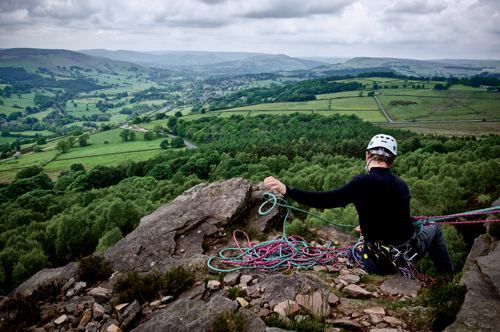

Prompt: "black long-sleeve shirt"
[285,167,414,245]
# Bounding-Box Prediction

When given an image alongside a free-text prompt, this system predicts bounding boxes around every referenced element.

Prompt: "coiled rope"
[207,193,356,273]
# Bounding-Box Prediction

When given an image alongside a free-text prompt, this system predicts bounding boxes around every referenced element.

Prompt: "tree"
[144,130,154,141]
[68,136,76,147]
[129,131,136,141]
[78,133,90,147]
[167,117,178,129]
[175,111,183,117]
[171,137,185,148]
[155,113,166,120]
[160,139,170,149]
[36,137,47,145]
[56,139,71,153]
[15,166,42,179]
[120,129,131,142]
[153,124,162,135]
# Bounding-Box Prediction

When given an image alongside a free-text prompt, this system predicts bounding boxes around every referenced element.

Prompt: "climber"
[264,134,454,274]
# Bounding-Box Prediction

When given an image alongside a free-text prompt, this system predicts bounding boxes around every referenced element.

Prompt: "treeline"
[205,77,363,111]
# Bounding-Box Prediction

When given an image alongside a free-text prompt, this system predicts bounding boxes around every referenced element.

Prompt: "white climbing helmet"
[367,134,397,156]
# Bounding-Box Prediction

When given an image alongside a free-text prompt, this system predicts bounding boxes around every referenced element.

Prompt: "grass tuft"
[210,310,247,332]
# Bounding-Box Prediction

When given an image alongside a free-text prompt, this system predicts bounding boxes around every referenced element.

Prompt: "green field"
[379,121,500,137]
[0,128,187,181]
[379,89,500,122]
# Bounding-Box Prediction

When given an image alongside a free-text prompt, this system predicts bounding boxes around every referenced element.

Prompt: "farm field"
[378,89,500,122]
[378,121,500,137]
[0,128,186,181]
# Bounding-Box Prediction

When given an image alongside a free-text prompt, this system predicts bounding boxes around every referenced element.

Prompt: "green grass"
[316,91,363,99]
[0,128,185,180]
[315,110,386,122]
[378,121,500,137]
[330,97,379,111]
[44,149,162,173]
[0,149,60,182]
[0,93,37,115]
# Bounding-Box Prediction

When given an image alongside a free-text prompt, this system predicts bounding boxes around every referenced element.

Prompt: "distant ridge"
[0,48,146,73]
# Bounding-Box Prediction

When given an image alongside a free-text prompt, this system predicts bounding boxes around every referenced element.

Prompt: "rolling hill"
[0,48,148,74]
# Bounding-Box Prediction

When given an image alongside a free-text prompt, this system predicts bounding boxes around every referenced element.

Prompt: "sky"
[0,0,499,60]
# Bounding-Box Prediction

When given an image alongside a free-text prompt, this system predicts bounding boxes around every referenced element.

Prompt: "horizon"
[0,47,498,62]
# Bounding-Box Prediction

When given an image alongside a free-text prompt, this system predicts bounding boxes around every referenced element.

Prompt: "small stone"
[313,265,327,272]
[223,272,241,287]
[376,322,388,328]
[78,309,92,328]
[328,293,340,306]
[107,324,124,332]
[339,274,360,284]
[327,266,341,273]
[180,249,185,253]
[150,300,161,310]
[332,318,362,328]
[273,300,300,316]
[342,284,372,299]
[236,297,249,308]
[161,296,174,304]
[364,307,386,315]
[92,302,105,320]
[54,315,68,325]
[88,287,112,303]
[73,282,87,296]
[258,308,270,317]
[115,303,129,312]
[383,316,404,326]
[369,314,384,324]
[240,275,252,286]
[61,278,76,293]
[207,280,221,290]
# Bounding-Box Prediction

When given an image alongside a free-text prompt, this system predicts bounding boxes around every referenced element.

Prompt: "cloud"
[197,0,227,4]
[0,0,498,59]
[385,0,448,15]
[242,0,351,19]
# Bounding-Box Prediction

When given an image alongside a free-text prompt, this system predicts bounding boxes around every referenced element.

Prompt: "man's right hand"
[264,176,286,195]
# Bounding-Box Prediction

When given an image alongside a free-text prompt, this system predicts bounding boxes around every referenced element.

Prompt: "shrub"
[114,270,165,304]
[15,166,42,179]
[78,255,113,284]
[211,310,247,332]
[113,266,194,304]
[415,274,467,331]
[164,266,195,297]
[227,287,247,300]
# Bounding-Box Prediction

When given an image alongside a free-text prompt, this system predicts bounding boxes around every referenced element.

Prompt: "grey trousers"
[412,224,454,273]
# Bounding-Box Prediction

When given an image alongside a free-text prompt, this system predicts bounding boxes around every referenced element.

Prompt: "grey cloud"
[385,0,448,15]
[477,0,500,11]
[243,0,351,19]
[197,0,227,4]
[0,0,95,22]
[0,0,39,12]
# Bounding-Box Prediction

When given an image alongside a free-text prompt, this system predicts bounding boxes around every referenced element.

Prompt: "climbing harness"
[207,192,500,280]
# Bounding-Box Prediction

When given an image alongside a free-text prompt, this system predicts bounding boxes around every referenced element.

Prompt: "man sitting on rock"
[264,134,454,275]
